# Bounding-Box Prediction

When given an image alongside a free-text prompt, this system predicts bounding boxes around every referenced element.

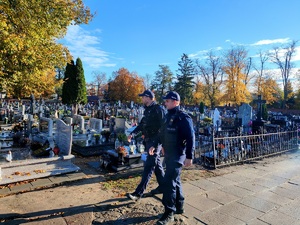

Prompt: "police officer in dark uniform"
[127,89,165,201]
[150,91,195,225]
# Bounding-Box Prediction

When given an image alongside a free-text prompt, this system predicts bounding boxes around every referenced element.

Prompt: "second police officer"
[127,89,166,201]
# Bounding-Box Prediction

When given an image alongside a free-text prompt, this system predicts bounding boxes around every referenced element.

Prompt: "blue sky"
[61,0,300,83]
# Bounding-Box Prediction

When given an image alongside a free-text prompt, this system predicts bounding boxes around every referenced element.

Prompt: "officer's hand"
[149,147,155,155]
[161,147,165,155]
[127,135,132,142]
[184,158,193,167]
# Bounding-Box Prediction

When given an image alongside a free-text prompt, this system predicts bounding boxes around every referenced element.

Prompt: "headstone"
[115,117,126,132]
[213,108,221,128]
[55,119,72,155]
[89,118,102,133]
[254,95,266,121]
[73,114,85,133]
[64,117,73,125]
[238,103,252,133]
[39,117,53,137]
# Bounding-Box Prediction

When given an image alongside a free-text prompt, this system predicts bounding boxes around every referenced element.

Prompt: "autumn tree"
[151,65,174,103]
[222,46,251,105]
[142,73,153,90]
[87,71,107,99]
[0,0,93,98]
[174,53,195,105]
[195,51,224,108]
[253,51,269,95]
[270,40,298,108]
[259,77,281,105]
[108,68,144,103]
[193,79,210,106]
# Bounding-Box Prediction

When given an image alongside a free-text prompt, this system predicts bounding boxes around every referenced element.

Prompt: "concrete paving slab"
[190,179,222,191]
[292,219,300,225]
[251,177,286,188]
[183,203,203,220]
[277,198,300,220]
[246,218,269,225]
[262,173,290,183]
[185,194,221,212]
[48,174,70,184]
[259,209,298,225]
[9,183,33,193]
[221,172,251,183]
[206,175,237,186]
[289,176,300,185]
[270,186,300,200]
[279,182,300,192]
[30,178,53,188]
[217,201,263,222]
[237,195,279,213]
[66,172,87,181]
[253,190,292,206]
[246,167,271,176]
[230,168,264,180]
[0,186,11,196]
[220,184,254,198]
[235,180,268,192]
[195,210,245,225]
[206,189,239,205]
[182,183,205,197]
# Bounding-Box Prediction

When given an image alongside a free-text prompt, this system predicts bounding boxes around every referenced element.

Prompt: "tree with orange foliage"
[222,46,251,106]
[108,68,145,103]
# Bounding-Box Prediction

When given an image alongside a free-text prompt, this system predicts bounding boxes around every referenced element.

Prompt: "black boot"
[157,211,174,225]
[150,186,163,195]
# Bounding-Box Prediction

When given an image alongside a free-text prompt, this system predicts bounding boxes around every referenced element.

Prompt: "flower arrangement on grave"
[199,117,212,128]
[116,146,127,157]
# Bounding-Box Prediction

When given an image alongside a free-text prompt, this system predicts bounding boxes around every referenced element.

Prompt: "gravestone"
[39,117,53,137]
[73,114,85,133]
[55,119,72,156]
[89,118,102,133]
[115,117,126,132]
[0,119,79,185]
[64,117,72,126]
[252,95,266,134]
[213,108,221,128]
[238,103,252,134]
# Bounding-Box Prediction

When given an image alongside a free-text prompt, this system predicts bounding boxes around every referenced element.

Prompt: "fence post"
[212,131,217,169]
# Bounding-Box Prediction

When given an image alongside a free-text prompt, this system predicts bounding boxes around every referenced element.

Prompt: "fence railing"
[195,130,299,169]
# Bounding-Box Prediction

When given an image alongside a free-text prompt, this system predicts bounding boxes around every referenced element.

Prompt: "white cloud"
[251,38,290,46]
[293,46,300,62]
[62,25,115,69]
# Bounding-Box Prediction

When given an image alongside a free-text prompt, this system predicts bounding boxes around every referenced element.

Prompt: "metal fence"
[196,130,299,169]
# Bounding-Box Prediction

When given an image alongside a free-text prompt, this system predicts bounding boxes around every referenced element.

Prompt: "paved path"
[1,150,300,224]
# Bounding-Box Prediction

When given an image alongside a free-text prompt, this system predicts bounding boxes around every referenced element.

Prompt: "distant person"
[149,91,195,225]
[127,89,166,201]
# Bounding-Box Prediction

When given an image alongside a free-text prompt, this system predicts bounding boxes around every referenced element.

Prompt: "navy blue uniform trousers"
[162,160,184,213]
[134,140,164,196]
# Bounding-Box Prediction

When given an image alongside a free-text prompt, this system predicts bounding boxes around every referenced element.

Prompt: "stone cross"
[254,95,266,121]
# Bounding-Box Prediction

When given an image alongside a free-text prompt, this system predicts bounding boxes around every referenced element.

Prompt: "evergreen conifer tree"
[174,54,195,105]
[62,58,87,107]
[75,58,87,104]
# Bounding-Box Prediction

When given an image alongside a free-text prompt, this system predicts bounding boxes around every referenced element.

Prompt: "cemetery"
[0,94,300,185]
[196,96,300,168]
